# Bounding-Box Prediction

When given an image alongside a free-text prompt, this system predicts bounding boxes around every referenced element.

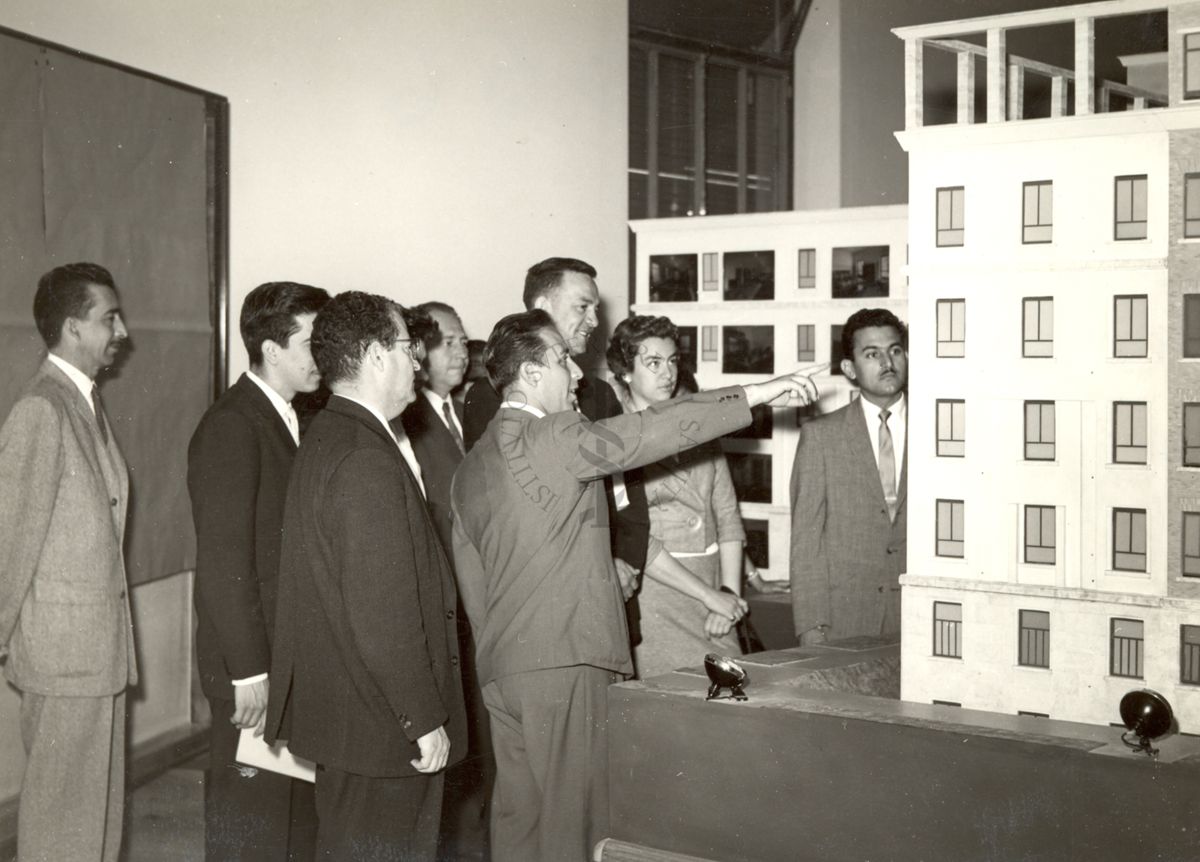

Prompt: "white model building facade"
[630,207,907,584]
[896,0,1200,731]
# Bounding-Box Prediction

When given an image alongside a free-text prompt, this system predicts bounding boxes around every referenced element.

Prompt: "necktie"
[92,384,109,446]
[442,400,465,455]
[878,408,897,522]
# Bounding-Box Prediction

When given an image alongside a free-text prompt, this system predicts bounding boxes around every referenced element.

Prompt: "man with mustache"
[0,263,135,861]
[188,280,329,860]
[790,308,909,646]
[462,257,652,609]
[452,309,818,861]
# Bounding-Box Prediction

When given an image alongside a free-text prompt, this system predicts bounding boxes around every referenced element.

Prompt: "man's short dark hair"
[33,262,117,348]
[484,309,557,394]
[841,308,907,359]
[240,281,329,367]
[311,291,406,386]
[413,301,460,353]
[606,314,680,388]
[522,257,597,310]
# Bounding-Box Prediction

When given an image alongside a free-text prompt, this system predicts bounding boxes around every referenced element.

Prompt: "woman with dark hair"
[607,314,748,679]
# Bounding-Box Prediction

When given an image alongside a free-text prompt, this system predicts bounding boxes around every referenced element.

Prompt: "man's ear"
[531,294,550,313]
[261,339,281,367]
[840,357,857,380]
[518,360,543,388]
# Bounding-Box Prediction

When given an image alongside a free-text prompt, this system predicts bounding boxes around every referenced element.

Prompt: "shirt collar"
[859,391,906,424]
[422,387,454,414]
[245,370,296,423]
[334,393,400,443]
[499,399,546,419]
[47,353,95,403]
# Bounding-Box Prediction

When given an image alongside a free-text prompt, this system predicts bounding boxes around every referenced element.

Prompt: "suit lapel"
[845,398,887,510]
[236,374,297,452]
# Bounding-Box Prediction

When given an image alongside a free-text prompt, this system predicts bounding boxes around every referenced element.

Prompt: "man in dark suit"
[790,308,908,645]
[0,263,135,861]
[187,281,329,860]
[451,309,817,861]
[394,301,490,857]
[266,291,467,860]
[462,257,651,606]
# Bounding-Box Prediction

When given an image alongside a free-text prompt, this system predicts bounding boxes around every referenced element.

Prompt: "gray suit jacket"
[0,359,136,696]
[789,397,906,641]
[451,387,751,686]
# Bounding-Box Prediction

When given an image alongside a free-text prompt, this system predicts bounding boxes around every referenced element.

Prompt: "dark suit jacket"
[789,397,907,641]
[0,359,135,696]
[396,393,463,554]
[451,387,751,686]
[266,395,466,777]
[187,373,294,700]
[463,375,652,570]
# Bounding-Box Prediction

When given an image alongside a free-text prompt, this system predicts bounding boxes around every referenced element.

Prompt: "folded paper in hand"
[235,728,316,783]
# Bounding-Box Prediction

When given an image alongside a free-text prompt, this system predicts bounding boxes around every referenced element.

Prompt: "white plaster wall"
[631,206,908,580]
[0,0,630,376]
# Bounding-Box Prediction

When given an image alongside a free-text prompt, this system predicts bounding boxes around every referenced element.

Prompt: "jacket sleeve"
[187,409,271,680]
[325,447,448,742]
[790,421,831,636]
[450,506,487,644]
[551,386,753,481]
[0,397,62,651]
[710,446,746,545]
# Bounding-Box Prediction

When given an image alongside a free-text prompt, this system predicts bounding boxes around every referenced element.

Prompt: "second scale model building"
[631,0,1200,734]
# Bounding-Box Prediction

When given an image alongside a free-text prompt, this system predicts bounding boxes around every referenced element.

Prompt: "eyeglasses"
[396,338,422,361]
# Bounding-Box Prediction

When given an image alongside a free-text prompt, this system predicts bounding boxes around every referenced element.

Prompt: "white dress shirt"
[245,370,300,446]
[423,388,464,439]
[337,394,426,498]
[47,353,96,410]
[858,392,906,488]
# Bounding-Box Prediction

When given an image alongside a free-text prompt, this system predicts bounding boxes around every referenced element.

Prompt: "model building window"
[1185,295,1200,357]
[1024,401,1055,461]
[797,324,816,362]
[1113,295,1148,358]
[831,246,889,298]
[1022,297,1053,357]
[936,298,965,358]
[722,325,773,374]
[1018,610,1050,668]
[723,250,774,300]
[725,452,772,503]
[1186,33,1200,100]
[798,249,816,290]
[936,186,964,247]
[743,518,769,570]
[701,253,719,292]
[1184,513,1200,577]
[1024,506,1055,565]
[933,601,962,658]
[1186,174,1200,238]
[1110,618,1144,679]
[1181,625,1200,685]
[1022,181,1053,244]
[1114,175,1148,241]
[1185,403,1200,466]
[1112,401,1148,464]
[830,324,844,376]
[726,405,773,440]
[1112,508,1147,572]
[936,499,965,558]
[701,325,718,362]
[675,326,697,373]
[936,399,965,457]
[649,254,698,302]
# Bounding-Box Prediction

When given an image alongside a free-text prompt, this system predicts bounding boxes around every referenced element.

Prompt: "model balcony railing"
[893,0,1170,129]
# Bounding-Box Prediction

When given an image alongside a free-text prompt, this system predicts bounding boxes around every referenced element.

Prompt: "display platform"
[603,645,1200,862]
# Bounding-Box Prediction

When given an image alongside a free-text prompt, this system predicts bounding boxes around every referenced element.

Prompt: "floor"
[118,754,488,861]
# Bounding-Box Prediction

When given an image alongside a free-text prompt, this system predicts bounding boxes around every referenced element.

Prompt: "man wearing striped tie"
[790,308,909,647]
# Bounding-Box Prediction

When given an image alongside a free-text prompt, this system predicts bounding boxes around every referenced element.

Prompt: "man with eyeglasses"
[266,291,466,860]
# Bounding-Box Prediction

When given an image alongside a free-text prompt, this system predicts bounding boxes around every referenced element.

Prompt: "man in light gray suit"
[0,263,136,862]
[790,308,907,646]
